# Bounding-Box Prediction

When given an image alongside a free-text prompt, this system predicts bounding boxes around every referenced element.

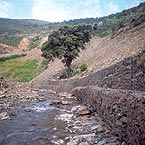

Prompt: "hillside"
[0,2,145,37]
[0,2,145,86]
[0,2,145,85]
[30,19,145,91]
[0,3,145,145]
[0,2,145,63]
[27,18,145,144]
[74,20,145,74]
[0,18,59,35]
[0,43,17,54]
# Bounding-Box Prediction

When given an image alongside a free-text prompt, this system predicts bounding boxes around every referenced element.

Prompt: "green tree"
[41,24,92,69]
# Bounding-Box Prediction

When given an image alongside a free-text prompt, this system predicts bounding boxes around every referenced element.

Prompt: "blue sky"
[0,0,145,22]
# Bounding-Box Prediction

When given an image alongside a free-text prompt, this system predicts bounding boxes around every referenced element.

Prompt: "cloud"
[0,1,12,18]
[69,0,101,19]
[131,0,144,7]
[105,2,119,15]
[32,0,101,22]
[32,0,69,22]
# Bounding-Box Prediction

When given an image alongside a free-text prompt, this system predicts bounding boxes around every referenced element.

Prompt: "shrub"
[29,35,41,50]
[0,35,23,46]
[0,54,26,62]
[59,65,79,79]
[71,78,78,87]
[79,63,88,72]
[59,69,75,79]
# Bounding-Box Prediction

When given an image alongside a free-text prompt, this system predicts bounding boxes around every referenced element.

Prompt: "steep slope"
[0,35,47,64]
[0,43,17,54]
[73,21,145,75]
[77,49,145,91]
[19,36,48,63]
[31,21,145,89]
[18,38,30,52]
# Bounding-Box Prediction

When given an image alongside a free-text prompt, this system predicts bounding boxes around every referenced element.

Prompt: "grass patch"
[71,78,78,87]
[28,35,41,50]
[79,63,88,72]
[29,41,39,50]
[0,58,45,82]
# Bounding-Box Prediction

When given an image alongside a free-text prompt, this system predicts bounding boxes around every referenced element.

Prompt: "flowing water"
[0,91,70,145]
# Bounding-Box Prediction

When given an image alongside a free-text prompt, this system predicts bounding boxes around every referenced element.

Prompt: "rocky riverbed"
[0,80,121,145]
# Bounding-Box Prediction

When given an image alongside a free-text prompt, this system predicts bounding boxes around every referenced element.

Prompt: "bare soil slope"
[0,37,30,55]
[0,43,19,54]
[19,36,48,64]
[73,22,145,75]
[18,38,30,52]
[31,22,145,89]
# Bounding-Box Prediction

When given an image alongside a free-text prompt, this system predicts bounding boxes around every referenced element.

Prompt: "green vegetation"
[79,63,88,72]
[0,35,23,46]
[29,35,41,50]
[92,2,145,37]
[29,42,38,50]
[71,78,78,87]
[64,2,145,37]
[60,68,79,79]
[0,2,144,44]
[0,58,45,82]
[0,18,59,35]
[42,24,92,69]
[0,54,26,62]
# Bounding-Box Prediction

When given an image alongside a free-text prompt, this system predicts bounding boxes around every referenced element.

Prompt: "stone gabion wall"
[72,86,145,145]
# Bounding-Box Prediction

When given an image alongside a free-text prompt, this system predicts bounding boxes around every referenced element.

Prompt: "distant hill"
[0,2,145,53]
[63,2,145,36]
[0,2,145,37]
[0,18,60,35]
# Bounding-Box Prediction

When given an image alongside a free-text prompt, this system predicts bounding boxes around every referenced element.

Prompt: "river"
[0,91,72,145]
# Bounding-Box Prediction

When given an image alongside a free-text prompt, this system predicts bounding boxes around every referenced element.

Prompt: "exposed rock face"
[72,86,145,144]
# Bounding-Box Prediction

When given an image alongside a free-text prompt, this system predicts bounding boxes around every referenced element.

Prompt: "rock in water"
[78,105,91,115]
[78,110,91,115]
[0,112,10,120]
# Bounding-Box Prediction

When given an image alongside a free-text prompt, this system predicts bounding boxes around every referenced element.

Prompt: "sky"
[0,0,145,22]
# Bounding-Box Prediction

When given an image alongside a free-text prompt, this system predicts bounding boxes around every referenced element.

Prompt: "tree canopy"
[41,24,92,69]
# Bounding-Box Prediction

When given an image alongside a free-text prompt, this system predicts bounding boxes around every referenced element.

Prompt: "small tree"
[41,24,92,70]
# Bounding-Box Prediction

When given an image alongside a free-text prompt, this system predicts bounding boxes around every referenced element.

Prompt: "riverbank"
[0,79,121,145]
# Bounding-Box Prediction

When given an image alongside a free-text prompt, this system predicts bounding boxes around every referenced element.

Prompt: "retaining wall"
[72,86,145,144]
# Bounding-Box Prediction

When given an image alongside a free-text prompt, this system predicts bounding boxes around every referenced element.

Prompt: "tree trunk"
[66,57,72,71]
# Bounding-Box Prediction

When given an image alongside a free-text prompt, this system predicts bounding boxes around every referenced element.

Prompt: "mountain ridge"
[0,2,145,36]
